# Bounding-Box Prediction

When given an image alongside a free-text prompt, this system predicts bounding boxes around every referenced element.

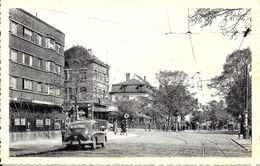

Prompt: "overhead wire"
[186,8,206,99]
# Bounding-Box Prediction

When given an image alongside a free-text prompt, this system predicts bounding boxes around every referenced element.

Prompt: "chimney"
[87,49,92,54]
[144,76,146,81]
[126,73,130,81]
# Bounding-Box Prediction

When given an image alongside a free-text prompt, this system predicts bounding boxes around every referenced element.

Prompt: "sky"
[22,2,251,104]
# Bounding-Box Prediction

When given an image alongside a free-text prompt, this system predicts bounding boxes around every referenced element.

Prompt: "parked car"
[62,119,107,150]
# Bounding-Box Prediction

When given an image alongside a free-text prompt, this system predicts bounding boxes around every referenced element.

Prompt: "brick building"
[64,46,111,121]
[9,9,65,140]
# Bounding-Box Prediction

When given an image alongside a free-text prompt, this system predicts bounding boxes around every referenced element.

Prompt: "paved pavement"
[9,131,137,157]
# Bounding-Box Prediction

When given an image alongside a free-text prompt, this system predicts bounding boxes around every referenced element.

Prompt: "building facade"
[64,46,111,121]
[9,8,65,135]
[110,73,153,102]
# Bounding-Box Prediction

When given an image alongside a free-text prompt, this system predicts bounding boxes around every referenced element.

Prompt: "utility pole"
[243,64,249,139]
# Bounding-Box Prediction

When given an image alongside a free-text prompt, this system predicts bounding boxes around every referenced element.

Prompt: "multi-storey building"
[110,73,154,102]
[110,73,154,127]
[64,46,111,120]
[9,9,65,139]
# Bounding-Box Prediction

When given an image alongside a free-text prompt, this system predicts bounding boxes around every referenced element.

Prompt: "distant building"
[9,8,65,139]
[110,73,154,102]
[110,73,154,127]
[64,46,112,120]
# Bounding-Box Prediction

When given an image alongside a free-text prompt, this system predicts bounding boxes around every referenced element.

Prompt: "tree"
[208,48,251,123]
[189,8,251,38]
[64,46,93,121]
[207,100,231,129]
[155,70,197,131]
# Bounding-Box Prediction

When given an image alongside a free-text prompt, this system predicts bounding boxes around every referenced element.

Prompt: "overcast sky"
[21,1,251,104]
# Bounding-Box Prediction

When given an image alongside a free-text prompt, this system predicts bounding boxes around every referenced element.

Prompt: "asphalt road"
[30,130,250,157]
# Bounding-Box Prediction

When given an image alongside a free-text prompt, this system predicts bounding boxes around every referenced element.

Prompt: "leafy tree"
[64,46,93,121]
[207,100,231,129]
[189,8,251,38]
[208,48,251,123]
[155,70,197,131]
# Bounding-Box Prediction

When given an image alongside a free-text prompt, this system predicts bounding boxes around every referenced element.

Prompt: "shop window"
[10,21,17,34]
[45,119,51,126]
[54,119,61,130]
[23,28,32,41]
[10,49,17,62]
[36,119,44,127]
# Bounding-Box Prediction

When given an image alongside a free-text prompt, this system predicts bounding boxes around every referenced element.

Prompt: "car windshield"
[69,122,92,129]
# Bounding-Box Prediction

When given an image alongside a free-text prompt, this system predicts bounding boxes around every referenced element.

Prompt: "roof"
[16,8,65,35]
[64,46,109,69]
[113,78,146,86]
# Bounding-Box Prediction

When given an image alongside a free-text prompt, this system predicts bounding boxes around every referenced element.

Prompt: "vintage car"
[62,119,107,150]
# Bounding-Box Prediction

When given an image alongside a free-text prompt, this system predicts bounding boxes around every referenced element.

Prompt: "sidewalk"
[231,137,252,152]
[10,131,136,157]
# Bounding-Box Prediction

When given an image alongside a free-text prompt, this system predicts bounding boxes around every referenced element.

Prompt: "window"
[36,34,42,46]
[10,21,17,34]
[36,58,44,70]
[46,84,54,94]
[46,38,55,50]
[49,85,55,95]
[56,43,62,54]
[10,76,17,89]
[50,62,55,73]
[56,88,61,96]
[23,79,32,90]
[57,65,61,75]
[23,28,32,41]
[36,82,42,92]
[22,53,33,66]
[46,84,50,94]
[46,61,51,71]
[10,49,17,62]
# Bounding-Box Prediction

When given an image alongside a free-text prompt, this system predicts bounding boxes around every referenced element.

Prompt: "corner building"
[9,9,65,141]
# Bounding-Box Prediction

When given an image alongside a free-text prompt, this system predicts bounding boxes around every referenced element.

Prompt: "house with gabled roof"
[110,73,154,102]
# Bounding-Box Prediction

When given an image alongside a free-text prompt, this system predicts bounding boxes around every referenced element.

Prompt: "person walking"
[113,120,118,135]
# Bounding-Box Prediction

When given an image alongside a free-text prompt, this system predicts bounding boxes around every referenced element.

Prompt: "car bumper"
[62,140,93,146]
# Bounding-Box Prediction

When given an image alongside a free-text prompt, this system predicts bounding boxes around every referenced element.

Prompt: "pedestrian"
[248,124,252,140]
[113,120,118,135]
[148,122,151,132]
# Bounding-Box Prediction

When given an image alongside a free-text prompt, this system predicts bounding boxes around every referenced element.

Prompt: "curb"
[11,146,63,157]
[231,138,251,152]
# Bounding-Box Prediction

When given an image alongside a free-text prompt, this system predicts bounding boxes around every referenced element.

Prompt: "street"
[21,130,250,157]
